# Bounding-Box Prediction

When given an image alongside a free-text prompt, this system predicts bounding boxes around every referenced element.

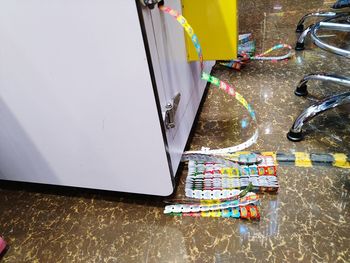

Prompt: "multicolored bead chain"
[159,5,290,219]
[186,154,278,199]
[160,5,259,156]
[167,205,260,219]
[221,32,293,70]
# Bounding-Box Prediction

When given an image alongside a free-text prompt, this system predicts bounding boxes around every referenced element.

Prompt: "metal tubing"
[287,91,350,141]
[311,21,350,57]
[296,12,337,32]
[295,73,350,96]
[295,13,349,51]
[295,25,313,50]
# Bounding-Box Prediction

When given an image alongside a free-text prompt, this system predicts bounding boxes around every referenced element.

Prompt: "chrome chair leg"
[296,11,337,33]
[287,91,350,141]
[295,73,350,96]
[295,25,313,50]
[295,13,349,51]
[311,21,350,57]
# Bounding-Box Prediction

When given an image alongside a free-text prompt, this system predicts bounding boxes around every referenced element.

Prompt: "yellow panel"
[182,0,238,61]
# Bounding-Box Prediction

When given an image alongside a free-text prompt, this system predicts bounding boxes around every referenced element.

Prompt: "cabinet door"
[0,0,174,196]
[139,1,215,175]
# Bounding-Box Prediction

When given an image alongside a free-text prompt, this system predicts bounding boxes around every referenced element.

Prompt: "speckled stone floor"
[1,1,350,262]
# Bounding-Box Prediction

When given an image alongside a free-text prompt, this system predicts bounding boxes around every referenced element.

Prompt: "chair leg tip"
[295,84,308,97]
[287,131,303,142]
[296,24,304,33]
[295,42,305,51]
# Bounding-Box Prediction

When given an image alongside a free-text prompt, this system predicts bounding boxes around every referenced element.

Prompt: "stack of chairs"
[287,1,350,141]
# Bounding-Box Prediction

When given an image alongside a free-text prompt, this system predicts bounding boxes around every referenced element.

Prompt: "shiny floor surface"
[1,1,350,262]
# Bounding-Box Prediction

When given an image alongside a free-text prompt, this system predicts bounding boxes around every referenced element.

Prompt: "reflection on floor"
[1,0,350,262]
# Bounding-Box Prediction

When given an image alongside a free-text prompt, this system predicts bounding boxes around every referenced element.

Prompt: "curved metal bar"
[297,25,313,44]
[295,13,349,51]
[295,25,313,50]
[295,73,350,96]
[311,20,350,57]
[317,21,350,31]
[311,23,350,57]
[287,91,350,141]
[296,12,337,32]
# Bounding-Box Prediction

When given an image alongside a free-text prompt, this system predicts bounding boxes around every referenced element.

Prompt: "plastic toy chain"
[185,155,279,199]
[167,205,260,219]
[222,43,293,70]
[251,44,293,61]
[179,154,268,199]
[186,175,279,189]
[180,153,256,168]
[164,182,254,205]
[163,193,259,214]
[160,5,294,157]
[241,43,294,62]
[159,5,259,155]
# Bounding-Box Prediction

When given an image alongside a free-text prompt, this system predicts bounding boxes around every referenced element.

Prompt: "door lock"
[164,93,181,129]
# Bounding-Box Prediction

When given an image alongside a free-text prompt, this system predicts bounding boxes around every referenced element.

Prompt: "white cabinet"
[0,0,213,196]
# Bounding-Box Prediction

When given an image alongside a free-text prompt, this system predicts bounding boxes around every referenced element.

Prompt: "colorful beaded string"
[160,6,262,219]
[221,32,293,69]
[160,5,290,219]
[160,5,259,156]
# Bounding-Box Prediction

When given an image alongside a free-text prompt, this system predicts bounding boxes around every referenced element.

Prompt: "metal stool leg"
[287,91,350,141]
[295,13,349,51]
[295,25,313,50]
[311,21,350,57]
[296,11,337,33]
[295,73,350,96]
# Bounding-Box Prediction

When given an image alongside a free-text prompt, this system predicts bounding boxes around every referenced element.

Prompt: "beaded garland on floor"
[159,5,290,219]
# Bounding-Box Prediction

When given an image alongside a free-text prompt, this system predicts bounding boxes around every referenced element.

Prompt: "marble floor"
[1,0,350,262]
